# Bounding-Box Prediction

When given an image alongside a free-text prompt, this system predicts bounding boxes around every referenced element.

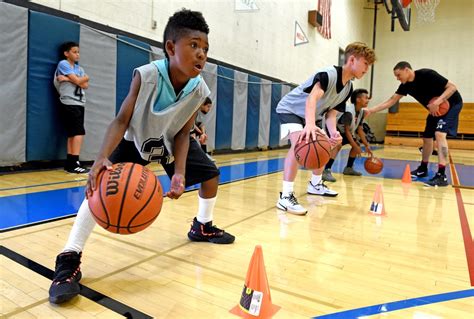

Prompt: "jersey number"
[141,137,170,162]
[74,85,83,101]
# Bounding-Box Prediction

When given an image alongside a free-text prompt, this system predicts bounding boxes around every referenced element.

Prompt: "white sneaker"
[307,181,338,197]
[276,192,307,215]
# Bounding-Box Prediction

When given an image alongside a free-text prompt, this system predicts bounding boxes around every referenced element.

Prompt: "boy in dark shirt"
[367,61,463,187]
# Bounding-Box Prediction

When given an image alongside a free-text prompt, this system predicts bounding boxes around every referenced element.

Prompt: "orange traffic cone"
[230,245,281,318]
[369,184,386,216]
[402,164,411,184]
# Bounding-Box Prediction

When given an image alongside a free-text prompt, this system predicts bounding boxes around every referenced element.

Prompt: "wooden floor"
[1,146,473,318]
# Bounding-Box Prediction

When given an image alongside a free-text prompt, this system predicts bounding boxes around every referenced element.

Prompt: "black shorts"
[278,113,327,129]
[109,138,220,187]
[58,102,85,137]
[423,100,463,138]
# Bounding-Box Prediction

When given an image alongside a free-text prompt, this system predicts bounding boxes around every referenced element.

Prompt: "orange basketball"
[88,162,163,234]
[294,133,332,169]
[364,157,384,174]
[430,97,450,116]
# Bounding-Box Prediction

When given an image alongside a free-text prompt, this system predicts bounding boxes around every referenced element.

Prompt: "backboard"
[382,0,411,31]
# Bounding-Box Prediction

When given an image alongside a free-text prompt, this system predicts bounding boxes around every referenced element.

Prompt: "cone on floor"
[230,245,281,318]
[402,164,411,183]
[369,184,386,216]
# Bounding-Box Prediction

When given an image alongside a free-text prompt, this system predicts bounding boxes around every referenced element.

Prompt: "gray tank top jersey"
[335,104,366,135]
[276,66,352,120]
[53,68,86,106]
[124,63,210,163]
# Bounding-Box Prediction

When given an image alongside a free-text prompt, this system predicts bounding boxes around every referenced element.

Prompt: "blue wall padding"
[245,75,261,149]
[116,35,150,114]
[26,11,80,161]
[215,66,234,150]
[269,83,282,147]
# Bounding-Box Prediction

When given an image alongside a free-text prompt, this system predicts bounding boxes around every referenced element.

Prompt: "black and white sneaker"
[65,161,90,174]
[423,173,448,187]
[411,166,428,179]
[307,181,338,197]
[276,192,307,215]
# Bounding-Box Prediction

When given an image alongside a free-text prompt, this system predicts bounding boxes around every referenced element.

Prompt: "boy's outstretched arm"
[166,111,198,199]
[86,72,141,196]
[366,93,402,116]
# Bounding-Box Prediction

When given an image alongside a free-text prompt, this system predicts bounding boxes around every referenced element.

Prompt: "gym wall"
[0,1,297,165]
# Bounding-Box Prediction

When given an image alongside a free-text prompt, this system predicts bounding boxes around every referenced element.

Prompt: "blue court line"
[0,158,285,231]
[0,157,281,192]
[313,289,474,318]
[2,149,473,193]
[2,154,474,231]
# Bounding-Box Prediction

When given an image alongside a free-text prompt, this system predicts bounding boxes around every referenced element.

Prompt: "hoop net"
[414,0,440,24]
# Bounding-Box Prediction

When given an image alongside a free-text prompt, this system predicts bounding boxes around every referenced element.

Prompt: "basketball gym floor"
[1,145,473,318]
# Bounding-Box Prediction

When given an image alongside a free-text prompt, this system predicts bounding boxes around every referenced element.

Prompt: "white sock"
[196,195,216,224]
[311,174,322,186]
[282,181,294,196]
[62,199,96,253]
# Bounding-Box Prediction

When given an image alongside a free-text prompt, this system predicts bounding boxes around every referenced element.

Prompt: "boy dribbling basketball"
[322,88,373,181]
[49,9,234,305]
[276,42,376,215]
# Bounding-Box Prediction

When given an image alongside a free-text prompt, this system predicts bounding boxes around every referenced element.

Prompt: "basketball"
[364,157,384,174]
[294,133,331,169]
[430,97,450,116]
[88,162,163,234]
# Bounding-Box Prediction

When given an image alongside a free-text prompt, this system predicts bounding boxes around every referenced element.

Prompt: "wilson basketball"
[88,162,163,234]
[294,133,331,169]
[430,97,450,116]
[364,157,384,174]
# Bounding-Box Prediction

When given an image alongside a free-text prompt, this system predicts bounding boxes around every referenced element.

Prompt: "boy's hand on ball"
[86,157,113,198]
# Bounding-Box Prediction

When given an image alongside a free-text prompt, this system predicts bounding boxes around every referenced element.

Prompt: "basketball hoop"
[413,0,440,24]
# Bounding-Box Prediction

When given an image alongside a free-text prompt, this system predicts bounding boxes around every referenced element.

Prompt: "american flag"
[317,0,332,39]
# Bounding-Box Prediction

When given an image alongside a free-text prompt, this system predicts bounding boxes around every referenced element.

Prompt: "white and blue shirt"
[53,60,86,106]
[124,59,210,163]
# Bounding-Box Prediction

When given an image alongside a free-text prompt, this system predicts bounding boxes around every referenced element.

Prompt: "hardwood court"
[1,145,473,318]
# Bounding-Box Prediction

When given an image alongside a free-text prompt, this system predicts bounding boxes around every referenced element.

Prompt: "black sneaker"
[424,173,449,187]
[49,252,82,304]
[65,161,90,174]
[187,217,235,244]
[411,166,428,178]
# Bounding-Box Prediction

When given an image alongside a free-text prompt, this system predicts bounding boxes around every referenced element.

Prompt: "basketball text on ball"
[134,168,149,200]
[106,162,125,196]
